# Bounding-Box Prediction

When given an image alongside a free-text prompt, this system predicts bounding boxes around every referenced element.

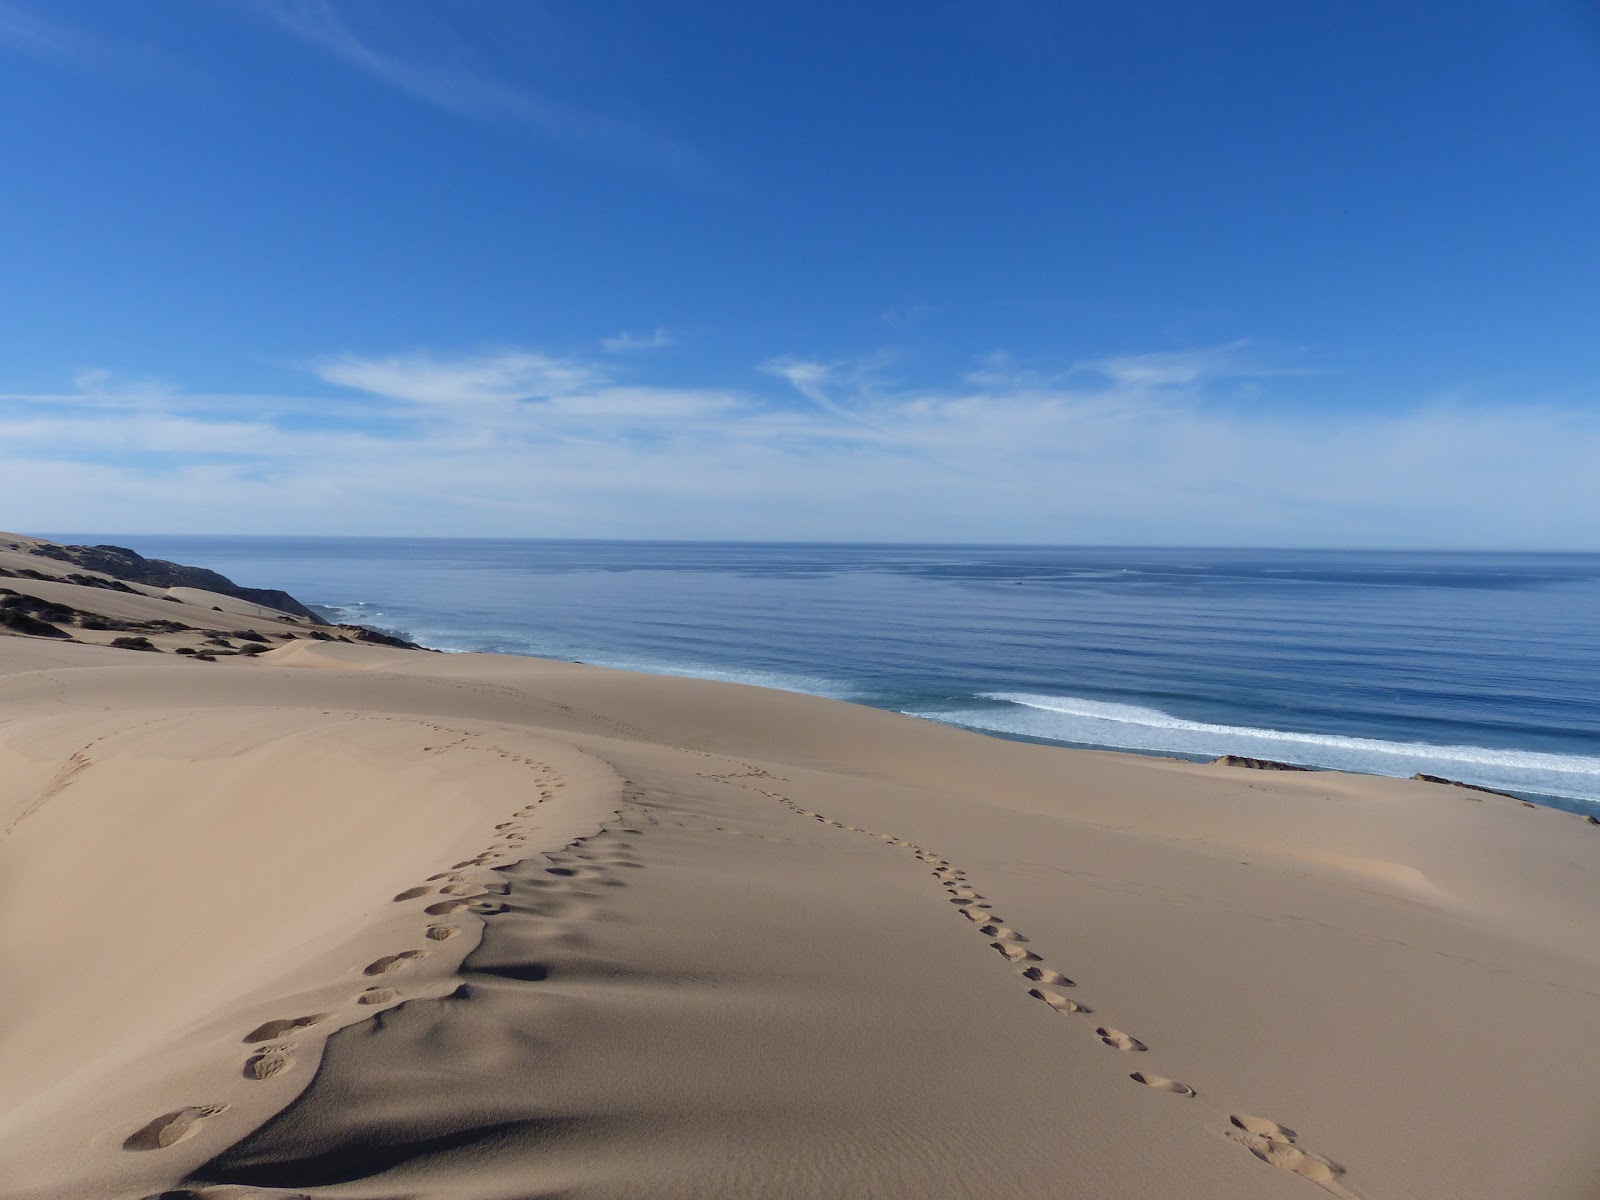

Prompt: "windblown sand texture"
[1,542,1599,1198]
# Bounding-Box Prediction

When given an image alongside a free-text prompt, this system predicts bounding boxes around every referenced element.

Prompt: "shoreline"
[362,615,1599,816]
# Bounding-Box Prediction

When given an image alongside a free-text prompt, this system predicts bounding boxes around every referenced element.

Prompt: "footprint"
[243,1014,332,1043]
[425,899,470,916]
[469,899,509,914]
[1226,1131,1344,1185]
[993,941,1042,963]
[1231,1114,1298,1141]
[1028,986,1090,1014]
[979,924,1027,942]
[959,907,990,922]
[438,883,487,897]
[357,987,399,1005]
[425,923,460,941]
[1096,1027,1147,1052]
[123,1104,228,1150]
[364,950,427,976]
[392,886,434,902]
[243,1047,292,1081]
[1022,966,1074,987]
[1131,1072,1196,1097]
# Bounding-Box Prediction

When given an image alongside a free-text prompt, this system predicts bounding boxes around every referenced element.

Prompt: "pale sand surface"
[1,631,1598,1198]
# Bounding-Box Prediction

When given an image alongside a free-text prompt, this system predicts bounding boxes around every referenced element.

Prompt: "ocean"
[67,537,1600,814]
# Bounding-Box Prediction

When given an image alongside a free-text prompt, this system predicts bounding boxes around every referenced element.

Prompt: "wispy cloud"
[601,329,675,354]
[2,346,1597,546]
[243,0,711,182]
[313,350,601,409]
[0,2,88,62]
[1084,340,1306,388]
[881,303,934,331]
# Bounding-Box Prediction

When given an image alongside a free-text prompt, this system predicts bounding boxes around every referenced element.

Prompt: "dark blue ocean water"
[67,537,1600,812]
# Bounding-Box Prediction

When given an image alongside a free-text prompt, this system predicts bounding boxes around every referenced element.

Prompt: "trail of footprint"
[123,1104,228,1151]
[746,786,1374,1189]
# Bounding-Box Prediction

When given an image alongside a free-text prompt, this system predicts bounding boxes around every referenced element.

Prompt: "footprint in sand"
[958,907,992,922]
[425,899,470,915]
[242,1045,294,1081]
[243,1014,332,1043]
[1022,966,1074,986]
[357,987,399,1005]
[1028,987,1090,1014]
[438,882,487,897]
[392,886,434,902]
[1096,1027,1147,1052]
[979,924,1027,942]
[469,899,510,914]
[123,1104,229,1150]
[1227,1123,1345,1186]
[993,941,1042,963]
[426,923,460,941]
[363,950,427,976]
[1131,1072,1196,1097]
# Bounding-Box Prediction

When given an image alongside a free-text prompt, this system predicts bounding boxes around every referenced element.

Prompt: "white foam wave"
[907,692,1600,805]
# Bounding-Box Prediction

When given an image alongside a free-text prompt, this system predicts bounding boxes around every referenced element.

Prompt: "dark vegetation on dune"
[0,538,433,653]
[26,541,317,619]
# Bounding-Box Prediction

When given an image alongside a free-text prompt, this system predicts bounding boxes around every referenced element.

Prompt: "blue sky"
[1,0,1598,546]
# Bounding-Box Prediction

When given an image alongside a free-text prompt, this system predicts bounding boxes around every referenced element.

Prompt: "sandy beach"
[2,536,1598,1200]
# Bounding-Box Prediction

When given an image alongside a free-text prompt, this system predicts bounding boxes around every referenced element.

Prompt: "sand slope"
[1,638,1598,1199]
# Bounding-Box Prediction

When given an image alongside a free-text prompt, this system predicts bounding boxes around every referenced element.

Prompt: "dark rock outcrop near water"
[1210,755,1313,772]
[27,542,317,619]
[334,624,428,651]
[1409,774,1521,801]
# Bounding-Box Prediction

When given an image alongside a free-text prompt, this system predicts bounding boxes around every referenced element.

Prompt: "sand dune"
[2,598,1599,1196]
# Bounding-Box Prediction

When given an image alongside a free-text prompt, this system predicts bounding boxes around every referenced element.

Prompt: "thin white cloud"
[1084,340,1303,388]
[759,354,902,438]
[881,303,934,330]
[601,329,675,353]
[0,2,90,62]
[244,0,710,182]
[2,346,1597,546]
[313,350,600,409]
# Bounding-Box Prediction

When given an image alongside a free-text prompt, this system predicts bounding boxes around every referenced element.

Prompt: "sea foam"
[909,692,1600,806]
